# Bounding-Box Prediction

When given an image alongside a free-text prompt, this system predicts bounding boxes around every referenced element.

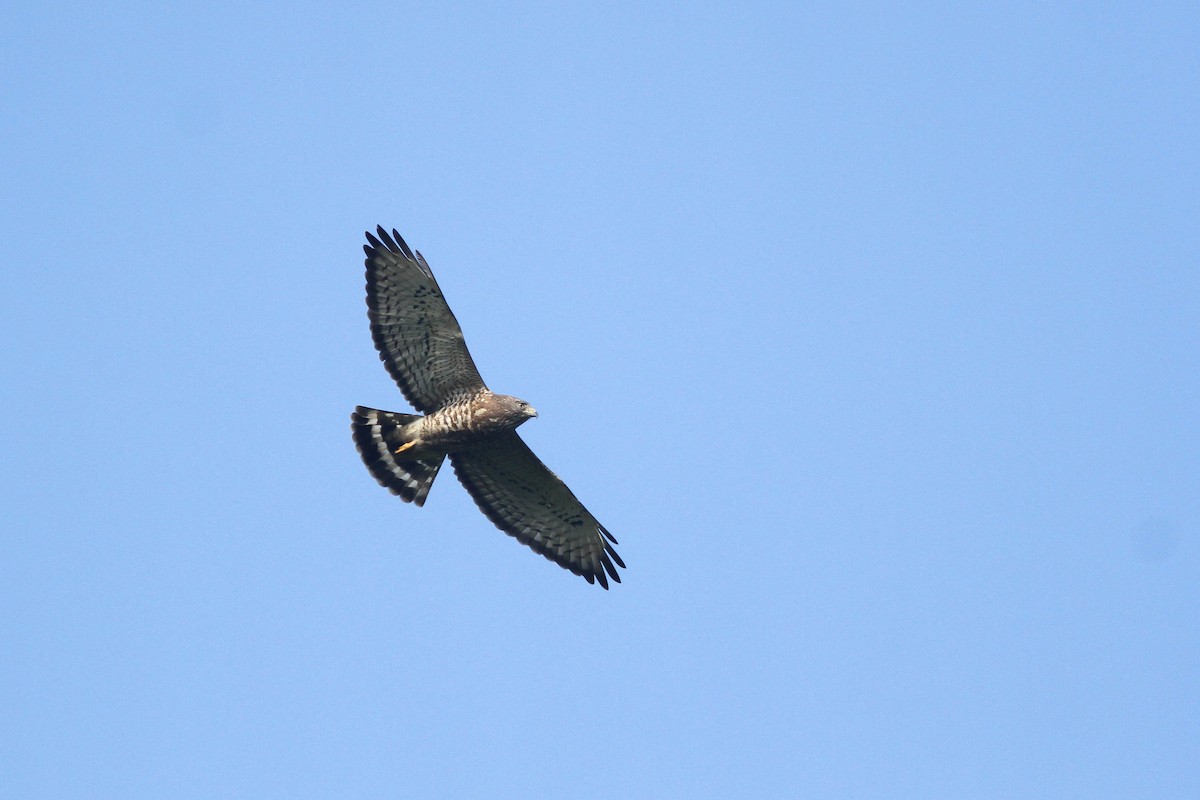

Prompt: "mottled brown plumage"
[351,227,624,588]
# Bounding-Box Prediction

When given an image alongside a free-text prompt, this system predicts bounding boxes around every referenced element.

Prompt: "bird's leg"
[394,441,417,455]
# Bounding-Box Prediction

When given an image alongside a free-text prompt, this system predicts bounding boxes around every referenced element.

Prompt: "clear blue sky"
[3,3,1197,798]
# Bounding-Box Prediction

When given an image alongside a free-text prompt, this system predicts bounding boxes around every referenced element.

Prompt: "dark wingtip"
[364,229,383,255]
[366,226,417,260]
[376,225,399,252]
[605,541,626,570]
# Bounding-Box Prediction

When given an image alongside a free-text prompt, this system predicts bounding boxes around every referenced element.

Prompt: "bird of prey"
[351,227,624,588]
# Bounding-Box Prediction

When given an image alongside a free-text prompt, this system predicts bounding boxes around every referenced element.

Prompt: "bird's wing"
[450,433,624,588]
[364,227,487,412]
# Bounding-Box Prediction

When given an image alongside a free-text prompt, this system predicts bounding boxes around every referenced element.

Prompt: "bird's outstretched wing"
[364,227,487,412]
[450,434,624,588]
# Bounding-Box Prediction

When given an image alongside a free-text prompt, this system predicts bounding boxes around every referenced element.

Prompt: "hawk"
[351,227,625,588]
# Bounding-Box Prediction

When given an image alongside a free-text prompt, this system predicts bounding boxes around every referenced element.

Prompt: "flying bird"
[351,227,624,588]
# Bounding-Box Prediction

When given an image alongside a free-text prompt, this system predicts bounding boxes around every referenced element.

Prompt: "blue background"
[3,3,1197,797]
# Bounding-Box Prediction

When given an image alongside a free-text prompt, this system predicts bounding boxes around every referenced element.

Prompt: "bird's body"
[366,391,535,463]
[351,227,624,588]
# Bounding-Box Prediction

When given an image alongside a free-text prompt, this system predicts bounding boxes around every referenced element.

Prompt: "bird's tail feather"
[351,406,444,506]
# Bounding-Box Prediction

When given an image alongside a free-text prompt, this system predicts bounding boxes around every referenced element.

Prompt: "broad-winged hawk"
[351,227,624,588]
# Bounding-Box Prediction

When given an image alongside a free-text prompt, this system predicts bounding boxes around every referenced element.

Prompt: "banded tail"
[351,406,445,505]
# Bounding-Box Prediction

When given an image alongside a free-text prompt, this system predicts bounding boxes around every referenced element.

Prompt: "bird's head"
[490,394,538,428]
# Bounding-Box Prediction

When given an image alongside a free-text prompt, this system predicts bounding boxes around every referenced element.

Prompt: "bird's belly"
[419,410,513,454]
